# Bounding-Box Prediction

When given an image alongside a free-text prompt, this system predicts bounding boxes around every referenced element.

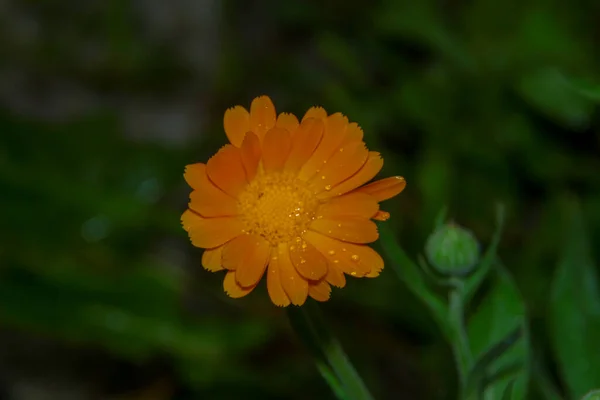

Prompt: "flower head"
[182,95,406,306]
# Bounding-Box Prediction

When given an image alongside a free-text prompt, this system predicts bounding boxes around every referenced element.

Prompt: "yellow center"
[237,171,320,245]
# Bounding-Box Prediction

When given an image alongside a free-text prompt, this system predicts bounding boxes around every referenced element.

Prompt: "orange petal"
[276,112,299,133]
[262,127,292,172]
[285,118,324,173]
[206,145,247,197]
[240,132,261,181]
[183,163,205,190]
[302,106,327,122]
[309,141,368,193]
[266,250,291,307]
[288,237,328,281]
[222,234,270,274]
[222,234,270,286]
[373,210,390,221]
[308,280,331,302]
[318,151,383,200]
[249,95,276,139]
[316,192,379,219]
[310,217,379,244]
[182,210,244,248]
[325,263,346,288]
[304,230,383,277]
[223,270,256,298]
[202,246,224,272]
[188,164,239,217]
[277,242,309,306]
[299,113,349,181]
[355,176,406,202]
[223,106,250,147]
[343,122,364,144]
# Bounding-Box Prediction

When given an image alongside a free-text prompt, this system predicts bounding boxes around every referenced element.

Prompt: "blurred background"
[1,0,599,399]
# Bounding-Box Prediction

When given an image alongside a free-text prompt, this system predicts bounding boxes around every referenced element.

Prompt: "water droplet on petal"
[325,185,332,191]
[328,250,335,255]
[351,254,360,262]
[300,258,306,264]
[333,259,339,264]
[350,271,357,276]
[339,147,344,152]
[290,246,296,251]
[321,175,326,180]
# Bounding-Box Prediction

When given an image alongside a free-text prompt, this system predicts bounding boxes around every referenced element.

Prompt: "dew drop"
[325,185,332,191]
[301,242,307,249]
[339,147,344,152]
[333,259,339,264]
[351,254,360,262]
[350,271,357,276]
[328,250,335,255]
[300,258,307,264]
[321,175,326,180]
[290,246,296,251]
[337,223,342,228]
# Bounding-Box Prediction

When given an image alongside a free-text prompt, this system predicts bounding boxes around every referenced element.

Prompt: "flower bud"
[425,223,480,276]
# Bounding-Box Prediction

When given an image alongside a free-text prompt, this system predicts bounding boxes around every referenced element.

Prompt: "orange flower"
[182,95,406,306]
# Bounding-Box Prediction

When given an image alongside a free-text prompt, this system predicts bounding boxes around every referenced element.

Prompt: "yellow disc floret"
[237,171,319,245]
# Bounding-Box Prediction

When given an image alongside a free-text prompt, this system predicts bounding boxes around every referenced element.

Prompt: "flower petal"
[308,280,331,302]
[288,237,328,280]
[304,230,383,277]
[262,127,292,172]
[355,176,406,202]
[373,210,390,221]
[221,234,270,286]
[316,192,379,219]
[223,270,256,298]
[249,95,276,139]
[318,151,383,200]
[277,242,309,306]
[240,132,261,182]
[285,118,324,173]
[183,163,205,190]
[202,246,224,272]
[299,113,349,181]
[266,250,291,307]
[182,210,244,248]
[223,106,250,147]
[309,141,368,193]
[302,106,327,122]
[310,217,379,244]
[206,145,248,197]
[188,164,239,217]
[343,122,364,144]
[276,112,299,133]
[325,264,346,288]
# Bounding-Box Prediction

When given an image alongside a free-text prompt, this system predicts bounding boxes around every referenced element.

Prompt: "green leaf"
[549,202,600,399]
[468,265,530,399]
[464,204,506,302]
[581,390,600,400]
[517,68,595,129]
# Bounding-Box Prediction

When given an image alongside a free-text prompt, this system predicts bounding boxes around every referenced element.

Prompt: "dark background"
[1,1,599,399]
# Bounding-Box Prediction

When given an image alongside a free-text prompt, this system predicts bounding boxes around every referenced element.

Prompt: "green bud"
[425,223,480,276]
[581,390,600,400]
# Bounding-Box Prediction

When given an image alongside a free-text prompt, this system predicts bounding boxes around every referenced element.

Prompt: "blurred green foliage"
[1,0,599,399]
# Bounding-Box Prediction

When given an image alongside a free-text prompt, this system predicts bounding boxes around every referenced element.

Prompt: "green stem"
[448,279,473,399]
[287,301,375,400]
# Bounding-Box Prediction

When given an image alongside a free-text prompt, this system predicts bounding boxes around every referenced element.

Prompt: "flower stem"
[448,279,474,399]
[287,301,375,400]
